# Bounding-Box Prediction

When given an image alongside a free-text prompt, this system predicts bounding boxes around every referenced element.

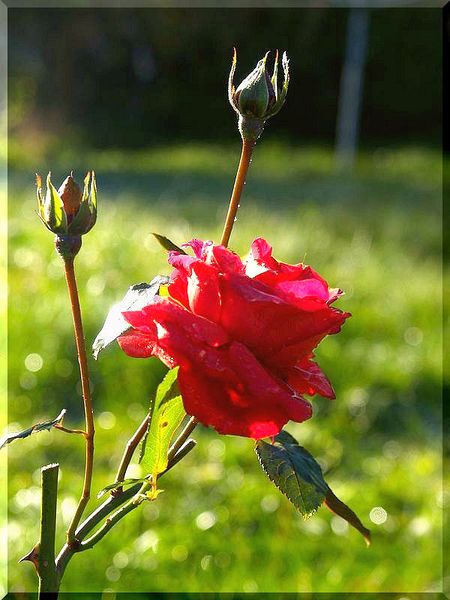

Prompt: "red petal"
[288,359,335,399]
[268,309,351,369]
[187,261,221,322]
[168,268,190,309]
[177,341,312,439]
[219,272,349,361]
[204,244,245,274]
[117,330,177,368]
[167,251,197,271]
[182,238,211,258]
[276,278,330,311]
[143,297,228,348]
[117,330,156,358]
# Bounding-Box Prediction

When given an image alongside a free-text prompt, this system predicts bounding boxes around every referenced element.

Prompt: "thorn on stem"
[19,543,40,572]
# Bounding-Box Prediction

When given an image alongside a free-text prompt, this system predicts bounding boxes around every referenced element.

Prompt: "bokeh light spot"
[24,353,43,372]
[331,516,349,536]
[195,511,216,530]
[404,327,423,346]
[113,551,129,569]
[98,411,116,430]
[200,555,212,570]
[260,494,280,513]
[172,545,188,562]
[369,506,388,525]
[105,566,121,582]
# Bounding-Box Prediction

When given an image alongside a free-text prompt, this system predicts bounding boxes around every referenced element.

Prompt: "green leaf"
[92,275,169,359]
[256,430,328,518]
[140,367,186,478]
[324,489,371,546]
[256,430,371,544]
[152,233,187,254]
[0,409,66,450]
[97,477,148,499]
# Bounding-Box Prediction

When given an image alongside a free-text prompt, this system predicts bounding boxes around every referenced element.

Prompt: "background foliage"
[6,6,444,596]
[9,8,440,149]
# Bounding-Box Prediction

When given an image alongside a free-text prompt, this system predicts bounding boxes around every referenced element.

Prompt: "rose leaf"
[139,367,186,479]
[255,429,370,544]
[92,275,169,359]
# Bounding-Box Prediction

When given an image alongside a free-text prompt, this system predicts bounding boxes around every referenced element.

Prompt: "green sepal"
[92,276,170,359]
[271,50,279,101]
[152,233,187,254]
[68,198,95,235]
[44,173,67,234]
[266,52,290,118]
[89,171,97,212]
[228,47,238,112]
[70,171,97,235]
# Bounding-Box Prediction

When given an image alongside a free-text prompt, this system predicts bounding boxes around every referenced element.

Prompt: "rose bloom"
[118,238,350,439]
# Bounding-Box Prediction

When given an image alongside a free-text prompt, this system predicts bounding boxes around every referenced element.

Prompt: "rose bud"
[58,172,83,218]
[229,49,290,141]
[36,171,97,236]
[36,171,97,260]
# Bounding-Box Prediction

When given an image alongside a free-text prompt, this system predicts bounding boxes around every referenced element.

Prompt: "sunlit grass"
[7,143,443,594]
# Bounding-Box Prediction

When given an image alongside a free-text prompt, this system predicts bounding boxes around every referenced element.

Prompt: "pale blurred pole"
[335,7,370,168]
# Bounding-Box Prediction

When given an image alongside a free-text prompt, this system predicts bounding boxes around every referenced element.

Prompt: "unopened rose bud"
[36,171,97,260]
[234,52,274,119]
[58,172,82,218]
[229,49,290,142]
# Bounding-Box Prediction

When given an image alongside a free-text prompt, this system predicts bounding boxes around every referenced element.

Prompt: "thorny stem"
[79,480,152,551]
[63,258,95,546]
[38,463,59,596]
[70,438,196,555]
[220,139,255,247]
[55,437,196,577]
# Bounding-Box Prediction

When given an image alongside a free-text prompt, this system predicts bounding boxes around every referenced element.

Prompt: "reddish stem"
[63,258,95,545]
[220,139,255,247]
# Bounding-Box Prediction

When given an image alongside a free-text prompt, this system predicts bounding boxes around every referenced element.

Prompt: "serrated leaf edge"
[255,441,323,519]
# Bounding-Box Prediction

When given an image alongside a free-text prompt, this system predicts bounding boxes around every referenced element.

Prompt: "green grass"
[7,142,443,594]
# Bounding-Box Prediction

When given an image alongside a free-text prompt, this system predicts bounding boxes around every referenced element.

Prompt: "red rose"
[118,238,350,439]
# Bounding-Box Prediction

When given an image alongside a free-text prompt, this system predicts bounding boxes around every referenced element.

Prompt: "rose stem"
[113,409,197,496]
[37,463,59,596]
[114,414,150,487]
[55,438,196,576]
[220,138,255,247]
[167,415,197,462]
[63,258,95,546]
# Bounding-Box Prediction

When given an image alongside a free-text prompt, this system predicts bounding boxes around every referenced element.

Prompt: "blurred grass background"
[6,5,444,597]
